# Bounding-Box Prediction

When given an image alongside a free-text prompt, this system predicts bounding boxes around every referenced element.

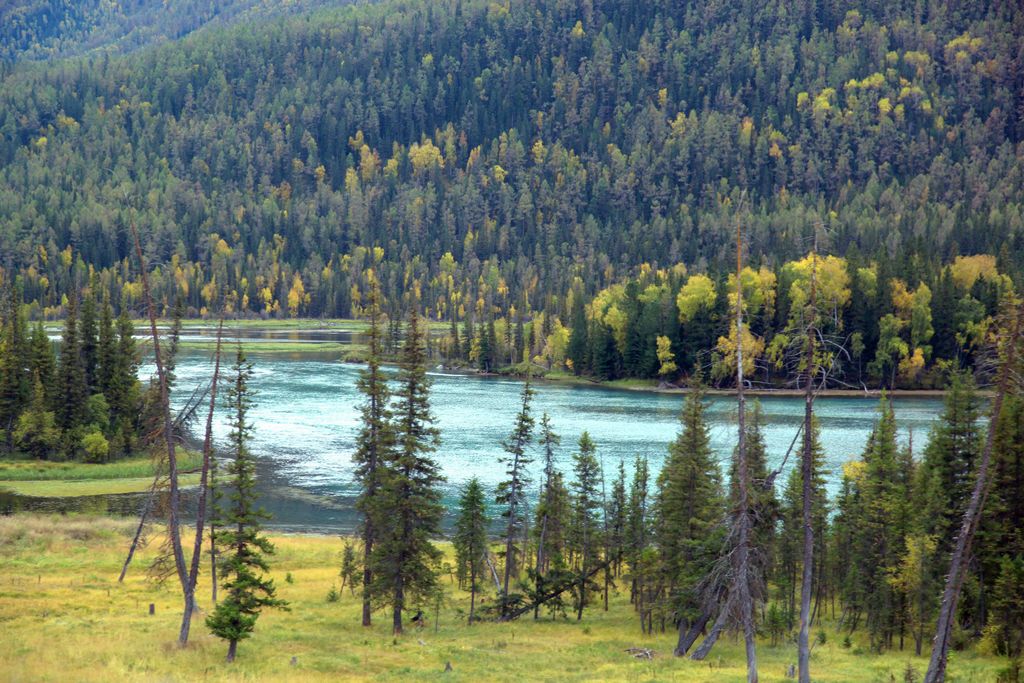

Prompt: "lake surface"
[160,341,944,533]
[5,328,948,533]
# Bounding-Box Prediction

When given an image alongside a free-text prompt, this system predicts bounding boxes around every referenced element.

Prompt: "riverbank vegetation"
[0,513,1007,682]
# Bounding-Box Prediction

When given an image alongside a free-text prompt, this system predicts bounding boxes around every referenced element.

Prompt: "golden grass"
[0,514,1007,682]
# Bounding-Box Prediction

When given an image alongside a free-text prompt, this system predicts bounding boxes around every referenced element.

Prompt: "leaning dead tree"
[118,376,211,583]
[130,224,190,627]
[687,205,759,681]
[796,246,818,683]
[179,318,224,645]
[924,299,1023,683]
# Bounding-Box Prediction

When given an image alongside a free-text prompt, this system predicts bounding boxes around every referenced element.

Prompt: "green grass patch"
[0,453,201,481]
[0,473,202,497]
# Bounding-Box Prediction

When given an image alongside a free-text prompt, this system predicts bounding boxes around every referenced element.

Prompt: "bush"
[81,429,109,463]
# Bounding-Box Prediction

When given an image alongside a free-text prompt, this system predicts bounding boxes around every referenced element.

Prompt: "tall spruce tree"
[371,303,445,635]
[28,321,55,409]
[0,283,30,451]
[79,288,98,394]
[653,387,723,648]
[625,455,650,611]
[848,400,913,651]
[352,279,394,627]
[497,378,534,614]
[569,431,602,620]
[206,347,287,662]
[453,477,489,624]
[55,293,87,453]
[916,372,983,560]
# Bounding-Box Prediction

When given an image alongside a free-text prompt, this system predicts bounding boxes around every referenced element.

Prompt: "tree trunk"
[469,565,477,625]
[675,606,713,656]
[132,225,190,647]
[179,321,224,646]
[691,600,731,660]
[362,530,373,626]
[798,248,818,683]
[924,303,1020,683]
[226,639,237,663]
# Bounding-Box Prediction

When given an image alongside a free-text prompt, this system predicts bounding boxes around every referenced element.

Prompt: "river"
[10,327,949,533]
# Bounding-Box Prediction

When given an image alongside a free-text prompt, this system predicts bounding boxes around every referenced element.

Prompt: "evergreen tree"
[453,477,489,624]
[107,301,139,456]
[96,291,116,397]
[371,304,445,635]
[352,280,394,627]
[566,293,589,376]
[850,400,913,651]
[916,373,983,560]
[79,288,98,393]
[206,347,287,663]
[533,413,563,575]
[14,374,59,460]
[497,378,534,614]
[0,283,29,451]
[569,431,602,620]
[625,455,650,609]
[28,321,55,409]
[777,419,828,629]
[607,459,627,577]
[55,294,87,453]
[654,387,724,635]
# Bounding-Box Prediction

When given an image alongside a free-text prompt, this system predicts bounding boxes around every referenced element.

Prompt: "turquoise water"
[157,346,946,533]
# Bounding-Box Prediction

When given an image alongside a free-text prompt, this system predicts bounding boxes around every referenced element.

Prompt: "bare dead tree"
[924,300,1023,683]
[129,223,190,645]
[797,240,819,683]
[178,318,224,645]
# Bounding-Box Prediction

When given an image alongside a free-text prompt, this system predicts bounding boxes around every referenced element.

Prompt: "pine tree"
[607,459,627,577]
[453,477,489,624]
[55,294,87,453]
[14,373,59,460]
[371,304,445,635]
[0,283,30,451]
[28,321,55,409]
[777,419,828,630]
[206,347,287,663]
[851,400,913,651]
[96,291,116,398]
[978,395,1024,648]
[352,279,394,627]
[654,387,724,638]
[108,301,139,456]
[916,372,982,560]
[625,455,650,610]
[79,288,98,394]
[569,431,602,620]
[566,292,589,375]
[728,402,777,588]
[497,378,534,614]
[534,413,563,575]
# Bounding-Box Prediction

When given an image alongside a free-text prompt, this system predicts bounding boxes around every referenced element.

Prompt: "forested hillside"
[0,0,1022,387]
[0,0,353,62]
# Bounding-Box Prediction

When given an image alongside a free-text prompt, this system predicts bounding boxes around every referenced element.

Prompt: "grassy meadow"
[0,454,202,497]
[0,514,1007,682]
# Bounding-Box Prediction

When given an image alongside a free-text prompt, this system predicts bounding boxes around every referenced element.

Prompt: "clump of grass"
[0,452,202,481]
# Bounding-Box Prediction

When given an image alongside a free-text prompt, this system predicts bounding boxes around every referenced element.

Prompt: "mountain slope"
[0,0,1020,319]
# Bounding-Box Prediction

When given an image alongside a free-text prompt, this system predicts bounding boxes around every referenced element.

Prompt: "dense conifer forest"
[0,0,1022,388]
